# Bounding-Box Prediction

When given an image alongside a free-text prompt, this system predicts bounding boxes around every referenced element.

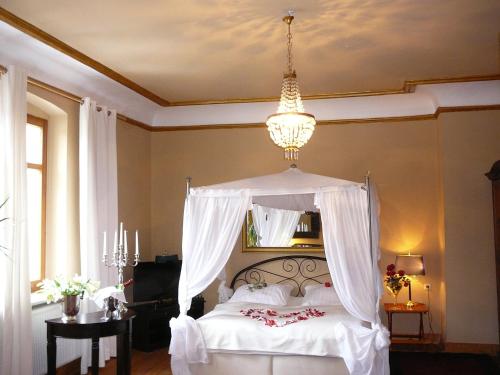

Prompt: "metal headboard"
[229,255,330,297]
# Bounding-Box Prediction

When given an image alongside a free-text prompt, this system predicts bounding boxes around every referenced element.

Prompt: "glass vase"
[386,285,401,308]
[62,295,81,322]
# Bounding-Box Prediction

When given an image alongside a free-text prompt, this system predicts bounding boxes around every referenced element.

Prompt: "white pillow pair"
[302,283,342,306]
[228,283,293,306]
[228,282,342,306]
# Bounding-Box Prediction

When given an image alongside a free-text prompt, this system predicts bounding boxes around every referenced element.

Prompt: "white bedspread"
[197,302,365,357]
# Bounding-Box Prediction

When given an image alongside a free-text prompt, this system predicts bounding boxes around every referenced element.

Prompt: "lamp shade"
[395,254,425,276]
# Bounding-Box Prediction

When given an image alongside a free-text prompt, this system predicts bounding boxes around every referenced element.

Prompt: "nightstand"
[384,303,428,340]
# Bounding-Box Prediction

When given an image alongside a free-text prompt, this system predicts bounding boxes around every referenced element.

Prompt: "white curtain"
[169,193,251,375]
[79,97,118,373]
[251,204,302,247]
[0,66,33,375]
[316,186,389,375]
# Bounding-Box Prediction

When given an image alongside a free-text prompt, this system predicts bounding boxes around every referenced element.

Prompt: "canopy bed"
[169,167,390,375]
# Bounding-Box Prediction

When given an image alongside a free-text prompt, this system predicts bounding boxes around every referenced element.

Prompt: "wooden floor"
[94,348,499,375]
[100,349,172,375]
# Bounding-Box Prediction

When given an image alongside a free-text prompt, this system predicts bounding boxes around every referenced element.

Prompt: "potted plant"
[37,275,100,321]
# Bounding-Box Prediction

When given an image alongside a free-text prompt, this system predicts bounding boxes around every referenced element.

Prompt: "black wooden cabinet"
[131,296,205,352]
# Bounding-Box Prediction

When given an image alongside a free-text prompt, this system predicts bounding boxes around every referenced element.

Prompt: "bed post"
[186,176,192,197]
[365,172,373,264]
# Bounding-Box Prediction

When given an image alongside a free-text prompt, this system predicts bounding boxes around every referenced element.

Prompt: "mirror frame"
[241,216,324,253]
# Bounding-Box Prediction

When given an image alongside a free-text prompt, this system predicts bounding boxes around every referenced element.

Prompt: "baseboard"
[390,333,442,352]
[444,342,499,356]
[57,357,81,375]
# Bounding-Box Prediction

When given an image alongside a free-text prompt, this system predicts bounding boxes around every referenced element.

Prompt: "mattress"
[196,300,364,358]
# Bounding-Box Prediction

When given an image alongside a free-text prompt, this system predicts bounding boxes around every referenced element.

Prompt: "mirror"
[242,206,323,253]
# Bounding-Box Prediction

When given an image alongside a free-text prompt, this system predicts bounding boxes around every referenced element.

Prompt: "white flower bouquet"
[37,275,100,303]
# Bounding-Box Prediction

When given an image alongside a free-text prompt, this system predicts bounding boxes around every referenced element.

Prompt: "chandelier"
[266,13,316,160]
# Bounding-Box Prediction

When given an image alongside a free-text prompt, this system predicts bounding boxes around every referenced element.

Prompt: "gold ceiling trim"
[2,66,499,133]
[0,6,170,106]
[169,74,500,106]
[0,64,152,130]
[152,104,500,131]
[1,6,499,108]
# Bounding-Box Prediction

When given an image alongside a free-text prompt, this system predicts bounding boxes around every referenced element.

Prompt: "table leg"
[419,312,424,340]
[91,338,100,375]
[387,312,393,339]
[117,320,132,375]
[47,326,56,375]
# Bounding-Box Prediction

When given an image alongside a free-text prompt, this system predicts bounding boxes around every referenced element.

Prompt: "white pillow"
[302,283,342,306]
[228,283,293,306]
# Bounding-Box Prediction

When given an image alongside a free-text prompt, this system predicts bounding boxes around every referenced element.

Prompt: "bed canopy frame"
[169,167,390,375]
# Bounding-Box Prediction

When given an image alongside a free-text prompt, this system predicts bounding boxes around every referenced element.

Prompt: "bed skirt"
[189,352,349,375]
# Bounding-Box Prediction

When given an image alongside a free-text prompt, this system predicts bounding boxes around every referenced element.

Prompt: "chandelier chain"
[287,22,293,74]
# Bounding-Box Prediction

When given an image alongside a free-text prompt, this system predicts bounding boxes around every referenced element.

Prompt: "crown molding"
[6,66,500,132]
[0,6,170,106]
[5,62,497,132]
[1,64,153,130]
[149,104,500,131]
[169,74,500,106]
[1,6,499,108]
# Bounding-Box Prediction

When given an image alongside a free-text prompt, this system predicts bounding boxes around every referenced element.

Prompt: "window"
[26,115,47,291]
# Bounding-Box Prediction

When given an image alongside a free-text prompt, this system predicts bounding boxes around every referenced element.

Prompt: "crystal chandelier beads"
[265,14,316,160]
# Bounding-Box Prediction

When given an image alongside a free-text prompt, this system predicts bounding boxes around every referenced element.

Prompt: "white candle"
[119,222,123,246]
[113,230,118,256]
[124,230,128,256]
[135,230,139,256]
[103,231,107,256]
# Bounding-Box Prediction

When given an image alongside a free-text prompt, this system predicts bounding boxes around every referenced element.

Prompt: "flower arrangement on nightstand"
[384,263,410,305]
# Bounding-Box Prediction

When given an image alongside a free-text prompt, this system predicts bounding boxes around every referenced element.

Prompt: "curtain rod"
[0,64,125,118]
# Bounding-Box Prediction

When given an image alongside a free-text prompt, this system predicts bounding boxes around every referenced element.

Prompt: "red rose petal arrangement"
[240,307,326,327]
[384,263,410,300]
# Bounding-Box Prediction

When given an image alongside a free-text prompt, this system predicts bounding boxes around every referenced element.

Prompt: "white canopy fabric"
[191,167,360,197]
[169,168,390,375]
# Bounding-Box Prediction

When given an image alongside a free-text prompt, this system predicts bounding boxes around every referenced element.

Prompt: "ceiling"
[0,0,499,104]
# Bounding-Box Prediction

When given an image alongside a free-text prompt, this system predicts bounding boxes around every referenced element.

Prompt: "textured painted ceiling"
[1,0,499,103]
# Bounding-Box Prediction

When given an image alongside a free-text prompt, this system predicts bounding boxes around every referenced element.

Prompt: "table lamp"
[395,254,425,308]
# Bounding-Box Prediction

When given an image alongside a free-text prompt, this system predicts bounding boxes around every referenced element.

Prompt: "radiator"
[32,303,82,375]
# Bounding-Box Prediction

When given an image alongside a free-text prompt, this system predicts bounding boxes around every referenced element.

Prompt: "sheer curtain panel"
[79,97,119,373]
[317,187,389,375]
[169,193,251,375]
[0,66,33,375]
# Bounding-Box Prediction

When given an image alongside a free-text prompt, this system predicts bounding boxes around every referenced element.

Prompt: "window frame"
[27,114,48,292]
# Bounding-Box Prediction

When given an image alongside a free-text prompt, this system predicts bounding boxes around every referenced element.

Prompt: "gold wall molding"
[1,6,499,108]
[169,74,500,106]
[1,64,153,129]
[151,105,500,131]
[2,64,500,132]
[0,6,169,106]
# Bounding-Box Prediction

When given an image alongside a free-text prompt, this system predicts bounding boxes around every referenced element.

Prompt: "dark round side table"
[46,310,135,375]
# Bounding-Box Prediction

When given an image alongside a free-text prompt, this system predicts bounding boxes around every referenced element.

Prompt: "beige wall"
[439,110,500,344]
[116,119,151,253]
[26,81,500,345]
[150,120,445,334]
[116,120,152,300]
[27,87,152,293]
[150,110,500,344]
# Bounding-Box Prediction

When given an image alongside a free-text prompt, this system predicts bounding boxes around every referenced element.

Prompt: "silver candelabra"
[101,222,140,318]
